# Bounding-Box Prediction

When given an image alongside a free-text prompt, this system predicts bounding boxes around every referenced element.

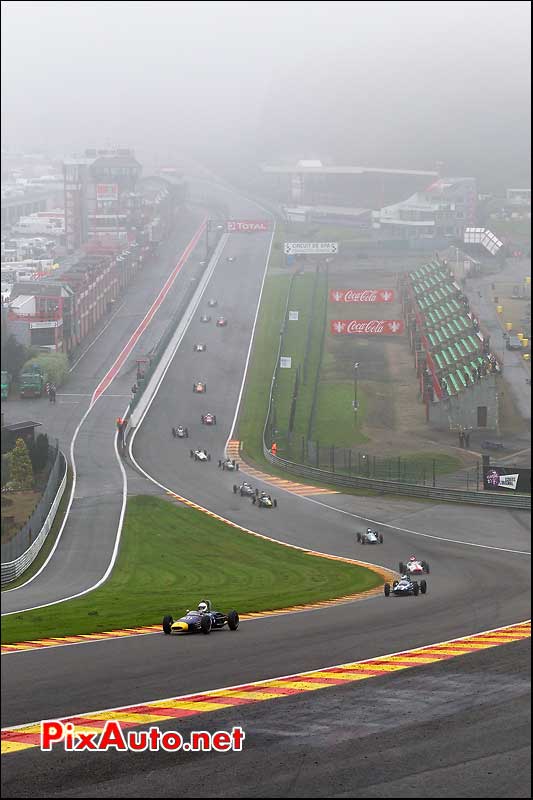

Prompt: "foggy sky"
[1,0,531,187]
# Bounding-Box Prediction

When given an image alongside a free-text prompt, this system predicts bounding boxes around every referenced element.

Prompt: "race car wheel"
[190,450,194,458]
[413,582,419,596]
[423,561,430,573]
[420,580,427,594]
[393,580,399,589]
[273,499,277,508]
[356,533,361,542]
[207,454,211,461]
[384,583,390,597]
[218,460,222,468]
[227,610,239,631]
[163,615,173,635]
[361,538,365,544]
[172,428,176,438]
[379,534,384,544]
[399,562,405,573]
[201,615,212,634]
[233,485,238,493]
[252,496,256,504]
[213,416,216,424]
[235,463,239,471]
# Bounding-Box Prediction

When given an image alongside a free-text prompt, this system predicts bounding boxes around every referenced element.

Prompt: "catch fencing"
[1,444,67,584]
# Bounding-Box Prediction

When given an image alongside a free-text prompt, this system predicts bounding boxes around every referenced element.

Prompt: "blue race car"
[163,600,239,635]
[384,575,427,597]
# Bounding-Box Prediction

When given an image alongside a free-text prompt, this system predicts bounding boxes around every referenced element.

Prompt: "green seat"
[447,373,460,393]
[455,369,467,388]
[435,353,445,370]
[428,333,436,348]
[441,350,452,366]
[435,329,444,345]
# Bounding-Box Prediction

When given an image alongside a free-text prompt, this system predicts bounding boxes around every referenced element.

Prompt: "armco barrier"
[1,450,67,585]
[262,444,531,509]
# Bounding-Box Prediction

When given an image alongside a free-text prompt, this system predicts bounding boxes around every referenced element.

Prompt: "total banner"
[330,319,404,335]
[483,466,531,493]
[330,289,395,303]
[226,220,270,233]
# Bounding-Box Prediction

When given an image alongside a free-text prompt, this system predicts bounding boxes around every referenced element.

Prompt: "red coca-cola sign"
[330,319,404,335]
[226,220,270,233]
[329,289,395,303]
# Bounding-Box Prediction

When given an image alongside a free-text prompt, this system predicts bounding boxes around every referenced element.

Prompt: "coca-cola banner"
[226,220,270,233]
[330,289,395,303]
[330,319,405,335]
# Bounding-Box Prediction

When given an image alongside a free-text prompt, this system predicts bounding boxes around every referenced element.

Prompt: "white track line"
[3,618,530,732]
[2,223,206,609]
[68,302,127,372]
[300,495,531,556]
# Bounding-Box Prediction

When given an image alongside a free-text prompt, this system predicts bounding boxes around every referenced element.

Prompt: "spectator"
[465,431,471,449]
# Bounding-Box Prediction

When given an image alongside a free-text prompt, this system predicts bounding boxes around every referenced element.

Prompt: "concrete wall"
[428,373,499,431]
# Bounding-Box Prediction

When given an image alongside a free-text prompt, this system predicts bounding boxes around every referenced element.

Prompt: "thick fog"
[1,0,531,187]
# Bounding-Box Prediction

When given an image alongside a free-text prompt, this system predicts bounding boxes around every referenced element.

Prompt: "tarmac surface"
[1,180,530,797]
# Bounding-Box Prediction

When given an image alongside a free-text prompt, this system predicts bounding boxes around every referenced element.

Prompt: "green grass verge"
[1,495,382,643]
[238,272,291,464]
[2,467,73,592]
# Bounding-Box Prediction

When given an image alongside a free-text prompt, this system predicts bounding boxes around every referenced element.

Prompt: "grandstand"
[402,259,500,430]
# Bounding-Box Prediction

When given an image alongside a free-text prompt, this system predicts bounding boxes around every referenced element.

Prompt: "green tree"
[29,433,50,473]
[0,336,33,380]
[10,438,34,490]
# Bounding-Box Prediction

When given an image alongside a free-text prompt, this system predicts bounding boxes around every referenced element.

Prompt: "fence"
[1,444,67,583]
[126,222,225,422]
[262,297,530,505]
[261,444,531,508]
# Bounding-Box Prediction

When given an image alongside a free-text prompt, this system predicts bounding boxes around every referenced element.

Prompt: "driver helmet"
[367,528,372,534]
[197,602,208,613]
[409,555,416,561]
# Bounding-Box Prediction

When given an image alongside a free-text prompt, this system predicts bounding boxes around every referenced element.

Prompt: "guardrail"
[1,449,67,585]
[261,444,530,508]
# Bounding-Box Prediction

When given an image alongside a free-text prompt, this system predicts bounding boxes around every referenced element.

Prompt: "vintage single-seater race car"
[399,556,430,575]
[252,491,277,508]
[207,298,218,308]
[201,413,216,425]
[190,448,211,462]
[384,576,427,597]
[226,256,236,263]
[193,381,206,393]
[172,425,189,438]
[200,314,211,323]
[356,529,384,545]
[194,343,207,352]
[163,600,239,635]
[219,458,239,471]
[233,481,255,497]
[216,317,228,327]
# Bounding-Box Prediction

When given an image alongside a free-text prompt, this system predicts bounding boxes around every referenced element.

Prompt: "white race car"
[356,529,384,545]
[399,556,430,575]
[190,449,211,462]
[201,413,216,425]
[194,343,207,352]
[219,458,239,471]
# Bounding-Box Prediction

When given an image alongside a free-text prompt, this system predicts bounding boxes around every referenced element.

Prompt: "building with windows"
[375,177,477,241]
[63,148,142,252]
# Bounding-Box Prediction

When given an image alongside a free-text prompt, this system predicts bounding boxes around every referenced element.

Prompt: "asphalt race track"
[1,181,531,798]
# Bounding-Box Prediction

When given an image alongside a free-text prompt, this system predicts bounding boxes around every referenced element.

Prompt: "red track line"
[90,218,207,406]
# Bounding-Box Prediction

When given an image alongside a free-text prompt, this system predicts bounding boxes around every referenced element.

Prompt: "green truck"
[19,364,45,398]
[1,370,11,399]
